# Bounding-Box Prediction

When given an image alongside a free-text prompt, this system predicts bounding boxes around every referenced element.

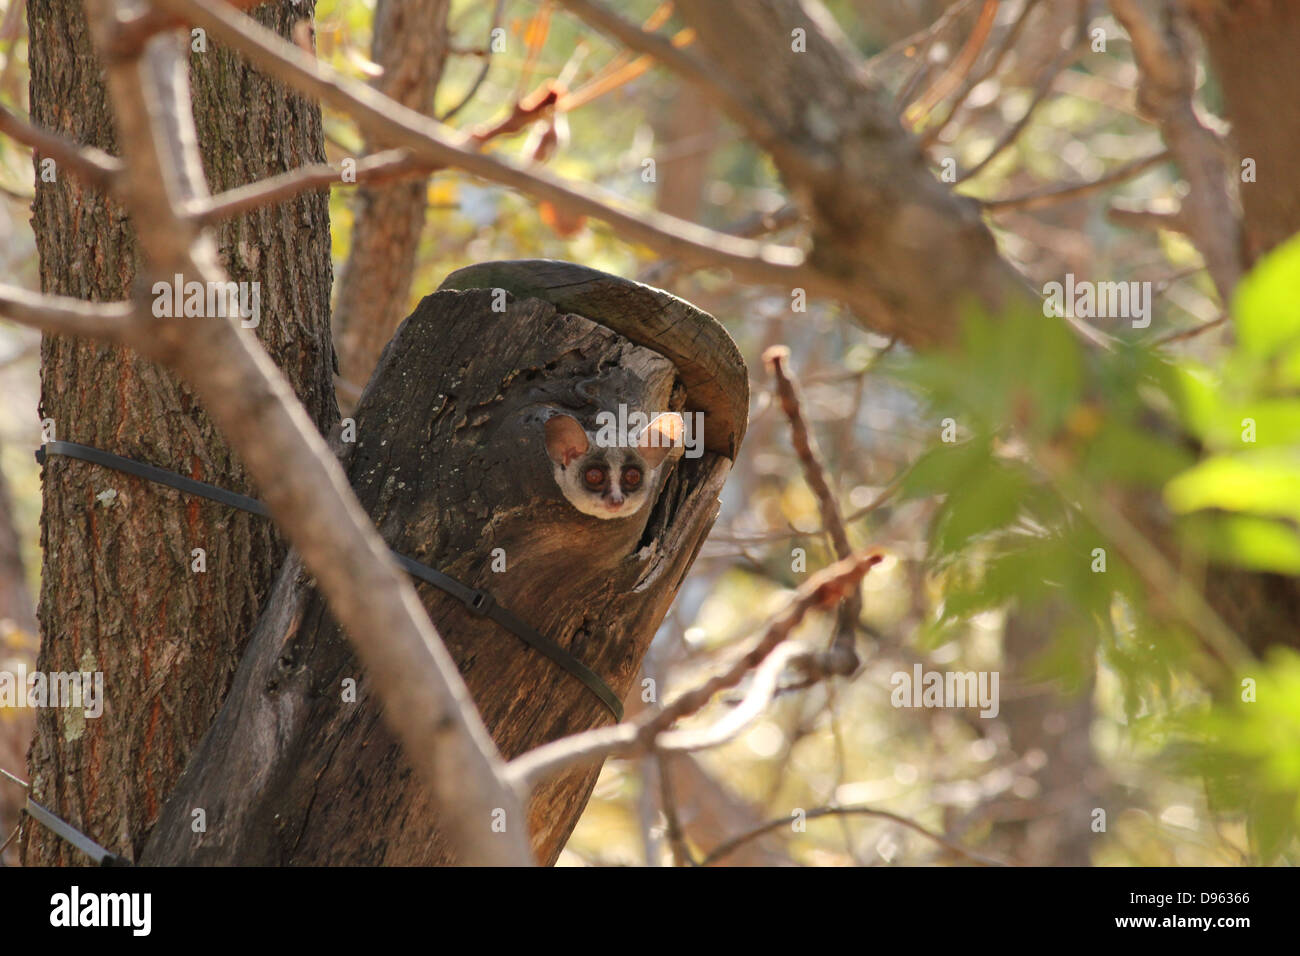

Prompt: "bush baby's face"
[544,412,683,519]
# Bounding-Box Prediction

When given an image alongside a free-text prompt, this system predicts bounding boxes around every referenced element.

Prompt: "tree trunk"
[1182,0,1300,655]
[1188,0,1300,265]
[990,606,1103,866]
[23,0,334,864]
[142,261,747,864]
[332,0,449,391]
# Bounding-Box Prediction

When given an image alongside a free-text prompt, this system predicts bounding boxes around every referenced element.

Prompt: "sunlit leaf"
[1165,449,1300,521]
[1234,233,1300,359]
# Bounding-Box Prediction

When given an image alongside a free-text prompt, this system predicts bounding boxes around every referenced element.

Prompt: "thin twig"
[0,285,138,342]
[699,804,1010,867]
[151,0,822,291]
[904,0,999,126]
[0,821,20,859]
[506,552,885,793]
[438,0,505,122]
[190,84,561,225]
[956,32,1087,184]
[187,149,423,224]
[920,0,1044,148]
[1106,201,1186,233]
[1152,312,1229,346]
[981,150,1170,213]
[765,345,862,662]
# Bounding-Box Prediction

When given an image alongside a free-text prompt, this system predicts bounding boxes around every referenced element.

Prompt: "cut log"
[142,261,748,864]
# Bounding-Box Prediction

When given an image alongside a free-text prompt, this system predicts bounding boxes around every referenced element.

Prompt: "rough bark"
[332,0,449,391]
[1187,0,1300,264]
[23,0,334,864]
[141,262,746,864]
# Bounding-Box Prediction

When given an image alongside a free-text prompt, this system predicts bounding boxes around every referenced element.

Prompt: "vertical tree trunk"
[1183,0,1300,656]
[991,607,1102,865]
[1188,0,1300,264]
[23,0,335,864]
[332,0,449,391]
[653,91,717,222]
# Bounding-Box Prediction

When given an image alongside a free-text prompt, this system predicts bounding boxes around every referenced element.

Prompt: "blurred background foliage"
[2,0,1296,865]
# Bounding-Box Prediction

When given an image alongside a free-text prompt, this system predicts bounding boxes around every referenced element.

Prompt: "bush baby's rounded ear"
[638,412,684,467]
[545,414,589,467]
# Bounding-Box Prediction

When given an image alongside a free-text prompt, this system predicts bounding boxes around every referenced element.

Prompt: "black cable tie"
[37,441,623,722]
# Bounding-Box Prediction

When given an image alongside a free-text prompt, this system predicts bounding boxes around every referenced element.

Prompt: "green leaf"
[1082,419,1194,485]
[1165,449,1300,521]
[1182,513,1300,574]
[1169,362,1222,439]
[901,437,991,500]
[1234,233,1300,359]
[932,461,1031,555]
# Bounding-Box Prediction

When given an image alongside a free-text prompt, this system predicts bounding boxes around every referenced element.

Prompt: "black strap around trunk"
[36,440,623,721]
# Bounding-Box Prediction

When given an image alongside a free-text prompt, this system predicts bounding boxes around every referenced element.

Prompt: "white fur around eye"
[545,412,678,519]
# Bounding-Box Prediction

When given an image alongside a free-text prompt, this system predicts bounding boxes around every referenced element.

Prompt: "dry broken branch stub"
[142,261,748,865]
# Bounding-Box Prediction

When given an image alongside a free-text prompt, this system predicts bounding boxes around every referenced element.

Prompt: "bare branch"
[150,0,816,291]
[99,0,268,59]
[1107,201,1187,233]
[0,285,137,343]
[186,149,426,224]
[764,345,861,664]
[639,203,801,287]
[653,752,695,866]
[981,150,1171,213]
[507,551,884,792]
[553,0,783,153]
[1109,0,1242,301]
[0,102,122,191]
[1152,312,1229,346]
[699,804,1010,867]
[919,0,1045,148]
[438,0,504,122]
[955,28,1087,184]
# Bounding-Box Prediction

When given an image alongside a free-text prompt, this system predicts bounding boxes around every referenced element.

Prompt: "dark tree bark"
[142,261,747,865]
[333,0,450,391]
[23,0,335,864]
